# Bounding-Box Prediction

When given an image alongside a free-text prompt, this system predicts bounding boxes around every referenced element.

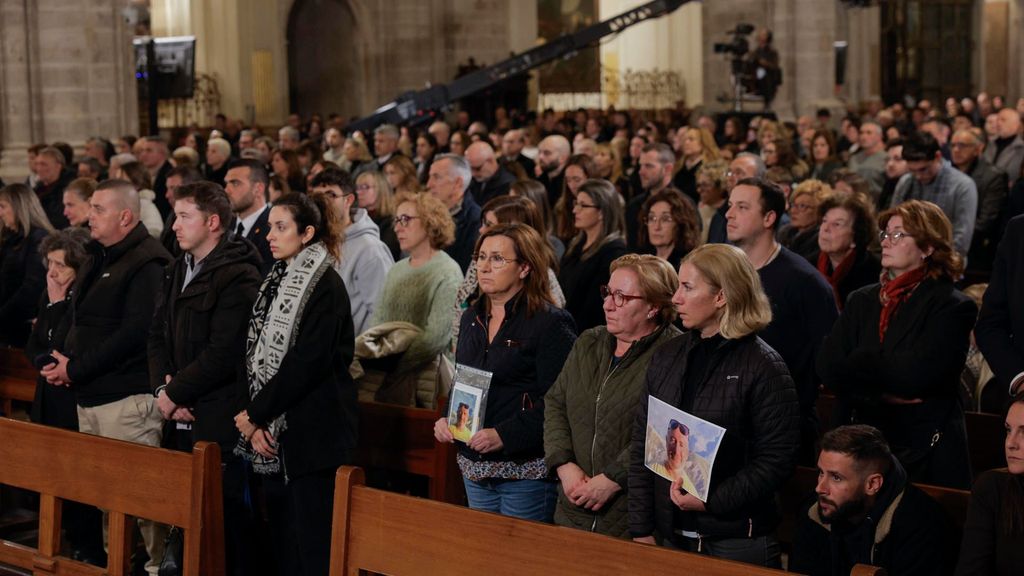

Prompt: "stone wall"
[0,0,136,181]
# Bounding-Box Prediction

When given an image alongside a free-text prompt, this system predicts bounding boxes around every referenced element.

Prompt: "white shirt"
[237,204,269,238]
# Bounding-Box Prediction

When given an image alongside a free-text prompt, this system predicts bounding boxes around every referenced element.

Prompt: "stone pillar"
[840,3,881,105]
[1008,0,1024,100]
[0,0,137,182]
[772,0,842,119]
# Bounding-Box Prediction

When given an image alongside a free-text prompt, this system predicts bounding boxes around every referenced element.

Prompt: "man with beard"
[625,143,678,249]
[535,134,570,207]
[224,159,272,275]
[789,425,952,576]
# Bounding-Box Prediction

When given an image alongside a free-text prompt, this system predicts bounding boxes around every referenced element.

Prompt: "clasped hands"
[556,463,621,512]
[234,410,277,459]
[155,375,194,422]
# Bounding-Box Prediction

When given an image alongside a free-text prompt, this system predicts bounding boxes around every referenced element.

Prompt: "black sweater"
[955,470,1024,576]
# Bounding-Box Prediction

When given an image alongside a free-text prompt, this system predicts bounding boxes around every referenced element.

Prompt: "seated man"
[789,425,954,576]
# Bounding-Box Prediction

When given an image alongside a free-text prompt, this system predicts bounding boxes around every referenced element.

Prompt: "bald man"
[983,108,1024,187]
[536,134,571,206]
[42,178,173,574]
[465,141,516,206]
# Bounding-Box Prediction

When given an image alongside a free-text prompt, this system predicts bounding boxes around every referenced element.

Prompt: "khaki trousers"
[78,394,168,575]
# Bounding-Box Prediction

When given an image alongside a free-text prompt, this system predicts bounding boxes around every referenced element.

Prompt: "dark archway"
[287,0,364,120]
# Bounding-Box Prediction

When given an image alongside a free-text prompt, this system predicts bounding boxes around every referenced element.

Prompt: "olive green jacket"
[544,323,681,537]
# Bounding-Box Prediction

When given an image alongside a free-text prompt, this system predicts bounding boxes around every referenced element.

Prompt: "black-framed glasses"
[394,215,419,227]
[572,199,598,209]
[474,253,518,270]
[879,230,910,244]
[600,285,645,307]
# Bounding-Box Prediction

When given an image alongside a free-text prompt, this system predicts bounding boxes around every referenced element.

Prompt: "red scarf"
[817,250,856,310]
[877,267,928,342]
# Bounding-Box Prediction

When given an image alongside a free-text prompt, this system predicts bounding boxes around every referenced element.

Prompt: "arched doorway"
[287,0,364,120]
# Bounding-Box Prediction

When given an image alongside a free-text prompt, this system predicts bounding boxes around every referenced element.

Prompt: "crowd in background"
[1,90,1024,576]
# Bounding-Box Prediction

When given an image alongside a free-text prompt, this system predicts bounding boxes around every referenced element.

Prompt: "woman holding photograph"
[433,223,576,521]
[450,402,473,443]
[629,244,799,567]
[544,254,680,538]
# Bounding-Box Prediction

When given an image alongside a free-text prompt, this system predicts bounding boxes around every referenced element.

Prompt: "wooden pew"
[354,400,463,504]
[0,418,224,576]
[329,466,885,576]
[0,349,36,418]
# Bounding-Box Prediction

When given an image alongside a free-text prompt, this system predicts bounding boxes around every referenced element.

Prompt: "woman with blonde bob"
[545,254,682,537]
[630,244,800,567]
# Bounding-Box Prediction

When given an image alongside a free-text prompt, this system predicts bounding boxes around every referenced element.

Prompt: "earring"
[647,311,656,319]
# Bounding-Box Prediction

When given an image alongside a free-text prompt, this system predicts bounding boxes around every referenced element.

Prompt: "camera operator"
[749,28,781,110]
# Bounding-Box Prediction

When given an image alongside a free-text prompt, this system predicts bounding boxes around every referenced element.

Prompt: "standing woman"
[637,188,701,271]
[673,127,720,204]
[809,129,843,182]
[777,179,832,264]
[630,244,799,567]
[559,179,628,332]
[818,200,977,489]
[554,154,598,242]
[62,178,97,228]
[355,170,400,261]
[545,254,681,537]
[434,223,577,521]
[233,192,357,576]
[816,193,881,309]
[0,183,55,346]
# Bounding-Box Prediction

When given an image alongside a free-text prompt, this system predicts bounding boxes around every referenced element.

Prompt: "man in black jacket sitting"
[149,181,262,576]
[790,425,952,576]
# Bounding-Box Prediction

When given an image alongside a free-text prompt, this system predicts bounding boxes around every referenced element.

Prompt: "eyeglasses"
[600,285,646,307]
[394,215,419,227]
[572,199,598,209]
[474,253,518,270]
[645,214,674,226]
[790,202,815,212]
[879,230,911,244]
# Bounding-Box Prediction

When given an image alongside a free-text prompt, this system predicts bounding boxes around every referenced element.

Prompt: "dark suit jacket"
[445,193,481,273]
[469,165,516,207]
[506,154,535,179]
[976,215,1024,395]
[242,205,273,276]
[965,158,1008,271]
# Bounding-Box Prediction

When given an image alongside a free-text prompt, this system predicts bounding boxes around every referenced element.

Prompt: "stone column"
[0,0,136,182]
[772,0,842,119]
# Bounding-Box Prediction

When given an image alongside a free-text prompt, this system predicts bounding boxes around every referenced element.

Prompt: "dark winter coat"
[629,332,800,540]
[148,234,263,451]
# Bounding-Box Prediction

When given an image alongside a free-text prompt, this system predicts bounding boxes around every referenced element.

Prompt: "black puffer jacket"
[0,226,48,346]
[629,332,800,540]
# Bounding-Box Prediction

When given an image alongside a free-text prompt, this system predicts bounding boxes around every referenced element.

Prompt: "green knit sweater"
[371,251,462,375]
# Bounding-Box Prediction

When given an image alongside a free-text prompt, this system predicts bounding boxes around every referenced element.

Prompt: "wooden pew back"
[0,348,36,417]
[0,418,223,576]
[329,466,885,576]
[354,400,463,504]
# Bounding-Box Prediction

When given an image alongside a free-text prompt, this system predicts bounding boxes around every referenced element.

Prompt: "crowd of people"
[1,92,1024,576]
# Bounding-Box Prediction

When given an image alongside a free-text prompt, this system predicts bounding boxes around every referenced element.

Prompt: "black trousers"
[261,468,336,576]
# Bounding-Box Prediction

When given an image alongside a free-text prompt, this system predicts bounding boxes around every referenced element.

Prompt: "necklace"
[758,242,781,270]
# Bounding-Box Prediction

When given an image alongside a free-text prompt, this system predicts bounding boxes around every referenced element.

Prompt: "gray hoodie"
[336,208,395,335]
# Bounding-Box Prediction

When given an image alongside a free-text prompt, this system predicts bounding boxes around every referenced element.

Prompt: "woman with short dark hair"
[819,199,977,489]
[637,188,701,270]
[816,193,881,309]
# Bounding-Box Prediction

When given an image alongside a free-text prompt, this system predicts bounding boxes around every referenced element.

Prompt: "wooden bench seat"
[329,465,885,576]
[0,418,224,576]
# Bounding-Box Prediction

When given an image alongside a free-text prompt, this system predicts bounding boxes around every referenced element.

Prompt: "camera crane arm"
[345,0,693,135]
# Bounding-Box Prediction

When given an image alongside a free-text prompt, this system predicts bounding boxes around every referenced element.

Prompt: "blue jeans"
[462,477,557,522]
